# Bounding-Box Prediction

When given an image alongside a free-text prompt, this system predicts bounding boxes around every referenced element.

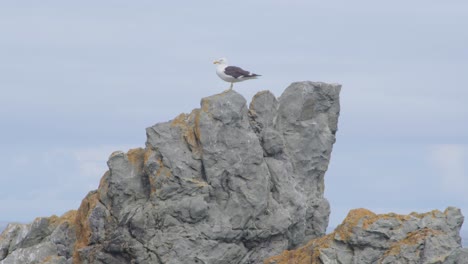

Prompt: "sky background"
[0,0,467,235]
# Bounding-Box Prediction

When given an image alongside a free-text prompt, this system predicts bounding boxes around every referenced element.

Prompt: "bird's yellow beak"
[213,60,219,64]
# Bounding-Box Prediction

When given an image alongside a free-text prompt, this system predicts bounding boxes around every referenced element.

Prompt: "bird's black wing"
[224,66,253,79]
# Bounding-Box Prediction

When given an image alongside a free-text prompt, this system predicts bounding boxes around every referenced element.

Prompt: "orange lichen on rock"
[382,228,443,258]
[73,191,100,263]
[143,147,153,164]
[264,209,377,264]
[145,155,172,194]
[41,255,65,264]
[264,208,441,264]
[264,207,459,264]
[264,233,334,264]
[127,148,145,170]
[40,255,54,263]
[193,109,203,145]
[171,111,201,155]
[201,98,211,113]
[48,210,77,227]
[409,209,442,219]
[155,157,171,178]
[334,208,375,241]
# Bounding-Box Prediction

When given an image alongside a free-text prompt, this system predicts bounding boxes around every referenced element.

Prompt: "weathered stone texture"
[265,207,465,264]
[2,81,464,264]
[0,81,341,264]
[0,211,76,264]
[70,82,340,263]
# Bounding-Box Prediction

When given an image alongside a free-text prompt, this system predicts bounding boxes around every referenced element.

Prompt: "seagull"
[213,58,260,90]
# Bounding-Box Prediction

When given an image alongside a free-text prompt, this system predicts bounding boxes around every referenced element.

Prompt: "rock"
[0,81,342,263]
[72,82,341,263]
[1,81,466,263]
[265,207,465,264]
[0,211,76,264]
[445,248,468,264]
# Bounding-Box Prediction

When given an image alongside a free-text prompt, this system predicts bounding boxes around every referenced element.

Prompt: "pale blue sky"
[0,1,467,232]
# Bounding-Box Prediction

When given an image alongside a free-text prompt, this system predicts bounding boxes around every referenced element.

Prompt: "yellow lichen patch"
[48,210,77,228]
[127,148,145,165]
[265,208,450,264]
[40,255,53,263]
[73,191,100,263]
[146,157,173,195]
[361,212,412,230]
[171,111,201,154]
[185,130,199,152]
[308,233,335,262]
[382,228,443,257]
[148,173,157,194]
[264,233,335,264]
[409,209,442,219]
[265,209,378,263]
[335,208,438,239]
[41,255,64,264]
[145,153,174,194]
[334,208,376,241]
[193,109,203,143]
[170,113,188,128]
[201,98,210,113]
[144,148,154,164]
[154,157,172,178]
[127,148,145,172]
[155,157,163,176]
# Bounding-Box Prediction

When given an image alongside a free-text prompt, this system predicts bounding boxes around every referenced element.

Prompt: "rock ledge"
[265,207,466,264]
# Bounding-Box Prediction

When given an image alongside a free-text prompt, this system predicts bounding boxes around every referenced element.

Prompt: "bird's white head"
[213,58,228,65]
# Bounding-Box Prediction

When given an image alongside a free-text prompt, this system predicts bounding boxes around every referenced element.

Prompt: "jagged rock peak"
[0,82,342,264]
[265,207,467,264]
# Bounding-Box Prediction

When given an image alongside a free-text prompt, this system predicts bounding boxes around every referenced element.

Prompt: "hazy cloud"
[430,144,468,201]
[0,144,135,220]
[0,1,467,231]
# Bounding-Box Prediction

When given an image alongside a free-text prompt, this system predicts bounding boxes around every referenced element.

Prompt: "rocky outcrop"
[0,211,76,264]
[71,82,340,264]
[265,208,466,264]
[2,81,465,264]
[0,82,341,263]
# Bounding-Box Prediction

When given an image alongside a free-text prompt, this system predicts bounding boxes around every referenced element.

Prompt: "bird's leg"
[229,83,233,90]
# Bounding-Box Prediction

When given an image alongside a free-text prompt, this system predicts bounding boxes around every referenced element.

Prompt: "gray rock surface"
[266,207,466,264]
[0,82,342,264]
[445,248,468,264]
[3,81,463,264]
[72,82,341,264]
[0,212,76,264]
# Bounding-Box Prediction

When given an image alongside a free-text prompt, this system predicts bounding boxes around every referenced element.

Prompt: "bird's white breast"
[216,64,238,82]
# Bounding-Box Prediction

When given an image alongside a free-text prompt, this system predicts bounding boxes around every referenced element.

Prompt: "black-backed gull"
[213,58,260,90]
